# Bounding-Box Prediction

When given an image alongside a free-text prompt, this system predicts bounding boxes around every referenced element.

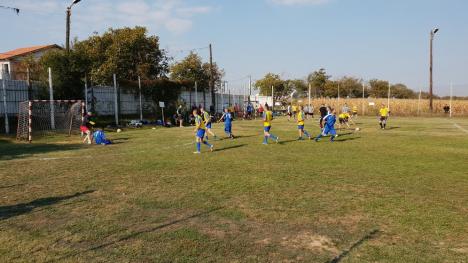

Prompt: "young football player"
[262,105,279,145]
[379,104,390,129]
[297,106,311,140]
[193,109,214,154]
[219,108,235,139]
[315,109,338,142]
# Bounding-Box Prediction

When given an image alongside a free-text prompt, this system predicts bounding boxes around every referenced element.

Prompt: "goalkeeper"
[80,112,95,144]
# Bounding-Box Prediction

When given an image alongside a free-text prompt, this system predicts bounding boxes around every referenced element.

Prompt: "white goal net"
[16,100,84,142]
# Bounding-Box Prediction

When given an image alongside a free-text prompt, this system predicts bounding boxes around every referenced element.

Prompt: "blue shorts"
[298,125,304,130]
[196,129,206,139]
[225,124,232,133]
[264,126,271,132]
[206,123,212,129]
[323,126,337,136]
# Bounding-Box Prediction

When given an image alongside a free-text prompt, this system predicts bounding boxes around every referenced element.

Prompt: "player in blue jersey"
[263,105,279,145]
[219,108,235,139]
[193,109,214,154]
[315,109,338,142]
[201,107,217,140]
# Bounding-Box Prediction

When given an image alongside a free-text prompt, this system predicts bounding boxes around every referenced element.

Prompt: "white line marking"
[453,123,468,134]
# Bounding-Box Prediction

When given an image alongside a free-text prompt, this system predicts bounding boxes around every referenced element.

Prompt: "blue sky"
[1,0,467,95]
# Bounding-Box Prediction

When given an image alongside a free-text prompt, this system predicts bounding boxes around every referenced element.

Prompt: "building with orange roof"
[0,44,61,80]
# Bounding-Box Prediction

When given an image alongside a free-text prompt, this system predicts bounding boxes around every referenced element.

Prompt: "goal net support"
[16,100,84,142]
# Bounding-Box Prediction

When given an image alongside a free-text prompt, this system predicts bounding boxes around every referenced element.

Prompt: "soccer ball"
[355,127,361,132]
[117,129,122,133]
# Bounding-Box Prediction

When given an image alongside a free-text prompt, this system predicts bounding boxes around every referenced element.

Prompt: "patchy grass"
[0,116,467,262]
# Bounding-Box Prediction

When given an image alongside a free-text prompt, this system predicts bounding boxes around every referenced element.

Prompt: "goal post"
[16,100,84,142]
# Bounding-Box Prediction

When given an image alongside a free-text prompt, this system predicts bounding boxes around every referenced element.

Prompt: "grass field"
[1,116,467,262]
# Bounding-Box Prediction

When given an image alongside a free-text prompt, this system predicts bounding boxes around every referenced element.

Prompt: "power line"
[0,5,20,15]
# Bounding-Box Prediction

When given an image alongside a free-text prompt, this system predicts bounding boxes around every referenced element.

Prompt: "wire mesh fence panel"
[16,101,84,142]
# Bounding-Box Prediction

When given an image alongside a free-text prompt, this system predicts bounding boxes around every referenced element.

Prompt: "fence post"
[48,67,55,130]
[450,82,453,118]
[195,81,198,108]
[84,75,88,111]
[138,76,143,121]
[1,70,9,134]
[113,73,119,125]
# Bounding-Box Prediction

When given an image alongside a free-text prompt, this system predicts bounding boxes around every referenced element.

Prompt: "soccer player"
[352,105,358,118]
[193,109,214,154]
[287,105,292,121]
[315,109,338,142]
[297,106,311,140]
[201,107,217,140]
[219,108,235,139]
[80,112,95,145]
[319,104,328,129]
[262,105,279,144]
[338,112,351,129]
[379,104,390,129]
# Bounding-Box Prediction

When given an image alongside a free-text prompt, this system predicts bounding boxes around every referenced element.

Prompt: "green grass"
[0,116,467,262]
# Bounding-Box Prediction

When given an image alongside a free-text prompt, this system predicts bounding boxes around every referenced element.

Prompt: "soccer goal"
[16,100,85,142]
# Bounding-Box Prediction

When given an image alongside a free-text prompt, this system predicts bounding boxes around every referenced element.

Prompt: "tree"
[74,26,169,84]
[255,73,288,101]
[38,49,88,99]
[336,77,364,98]
[307,68,330,97]
[390,83,416,99]
[286,79,308,97]
[170,52,224,107]
[368,79,390,98]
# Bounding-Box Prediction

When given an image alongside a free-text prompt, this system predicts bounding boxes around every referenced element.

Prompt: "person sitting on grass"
[219,108,235,139]
[297,106,312,140]
[315,109,338,142]
[80,112,95,145]
[193,109,214,154]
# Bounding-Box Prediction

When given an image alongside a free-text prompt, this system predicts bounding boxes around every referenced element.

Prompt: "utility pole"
[66,0,82,53]
[429,28,439,112]
[209,44,216,110]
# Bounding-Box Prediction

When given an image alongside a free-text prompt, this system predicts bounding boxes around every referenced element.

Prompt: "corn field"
[296,98,468,117]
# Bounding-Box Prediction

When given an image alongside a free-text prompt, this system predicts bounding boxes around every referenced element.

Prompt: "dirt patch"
[280,232,339,254]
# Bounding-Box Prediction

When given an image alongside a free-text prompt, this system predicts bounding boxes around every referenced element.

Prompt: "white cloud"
[5,0,213,35]
[268,0,331,6]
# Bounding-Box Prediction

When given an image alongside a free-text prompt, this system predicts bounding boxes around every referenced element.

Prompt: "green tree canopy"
[74,26,168,84]
[307,68,330,97]
[170,52,223,90]
[255,73,287,100]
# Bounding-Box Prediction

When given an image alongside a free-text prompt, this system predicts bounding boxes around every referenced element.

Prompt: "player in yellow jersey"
[296,106,311,140]
[201,107,217,140]
[338,112,351,129]
[379,104,390,129]
[262,105,279,144]
[193,109,214,154]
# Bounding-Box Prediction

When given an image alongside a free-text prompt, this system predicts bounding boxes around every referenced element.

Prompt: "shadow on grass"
[0,139,83,161]
[387,127,401,130]
[215,144,246,152]
[52,207,224,261]
[335,137,361,142]
[328,229,379,263]
[0,190,95,221]
[0,184,25,189]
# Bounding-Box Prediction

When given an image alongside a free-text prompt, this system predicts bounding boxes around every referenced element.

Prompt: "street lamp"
[429,28,439,112]
[66,0,82,53]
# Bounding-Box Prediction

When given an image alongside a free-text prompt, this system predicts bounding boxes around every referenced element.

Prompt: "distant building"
[0,44,61,80]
